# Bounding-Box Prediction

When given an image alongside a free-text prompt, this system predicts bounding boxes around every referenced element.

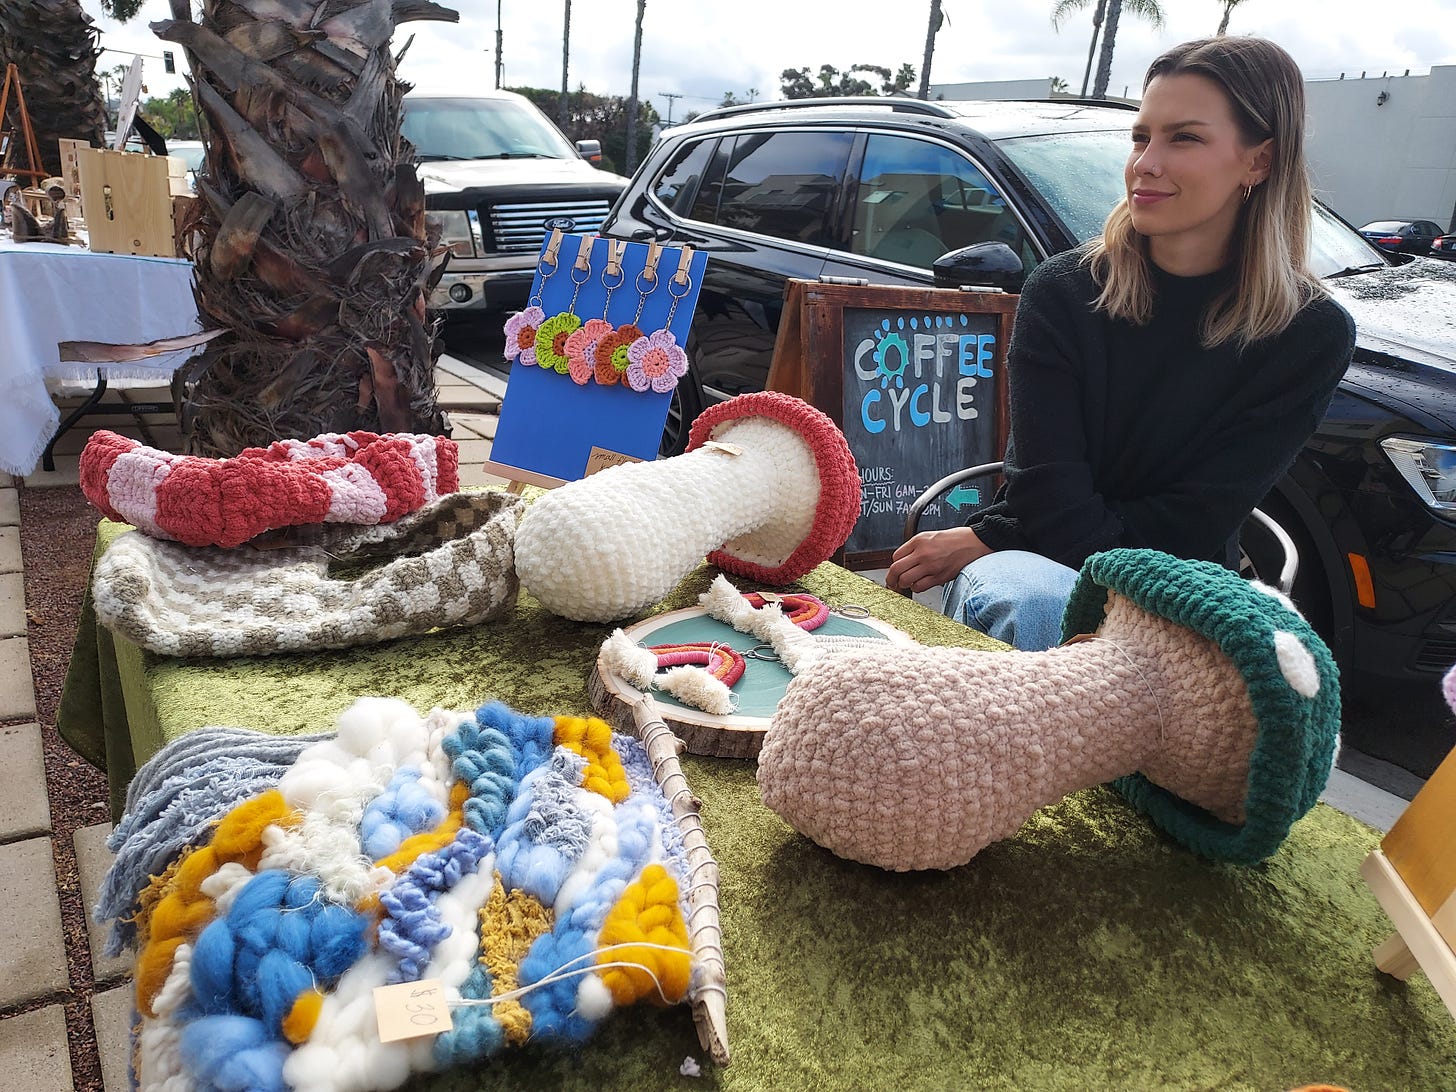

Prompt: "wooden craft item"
[629,691,731,1064]
[76,146,175,257]
[590,604,913,758]
[57,138,87,197]
[1361,743,1456,1017]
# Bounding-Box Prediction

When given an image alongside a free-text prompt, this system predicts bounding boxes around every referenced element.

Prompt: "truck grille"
[485,199,615,254]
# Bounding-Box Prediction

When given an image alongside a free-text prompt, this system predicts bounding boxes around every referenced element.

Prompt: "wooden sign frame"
[766,278,1016,570]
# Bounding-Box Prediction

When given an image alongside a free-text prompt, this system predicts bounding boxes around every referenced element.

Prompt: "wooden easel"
[0,63,46,185]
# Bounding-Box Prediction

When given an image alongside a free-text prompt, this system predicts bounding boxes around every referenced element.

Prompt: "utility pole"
[494,0,503,89]
[559,0,571,129]
[659,91,682,125]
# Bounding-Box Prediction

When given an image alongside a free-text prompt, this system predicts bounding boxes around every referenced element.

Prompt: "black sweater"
[970,248,1356,569]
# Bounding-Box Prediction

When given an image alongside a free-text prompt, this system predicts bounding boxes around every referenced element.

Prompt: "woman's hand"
[886,527,992,593]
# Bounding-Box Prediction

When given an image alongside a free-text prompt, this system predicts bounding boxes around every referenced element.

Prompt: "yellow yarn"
[596,864,691,1005]
[358,782,470,917]
[553,716,630,803]
[478,873,554,1045]
[135,790,297,1016]
[282,989,324,1044]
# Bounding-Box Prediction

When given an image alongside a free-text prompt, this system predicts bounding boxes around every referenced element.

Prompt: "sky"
[89,0,1456,124]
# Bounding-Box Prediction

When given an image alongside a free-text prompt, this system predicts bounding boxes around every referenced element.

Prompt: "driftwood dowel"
[629,691,730,1066]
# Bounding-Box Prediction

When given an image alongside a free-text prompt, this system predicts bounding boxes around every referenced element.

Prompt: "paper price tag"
[374,979,454,1043]
[702,441,742,457]
[584,446,643,477]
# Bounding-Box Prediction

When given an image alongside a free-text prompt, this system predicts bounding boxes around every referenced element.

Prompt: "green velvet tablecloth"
[57,522,1456,1090]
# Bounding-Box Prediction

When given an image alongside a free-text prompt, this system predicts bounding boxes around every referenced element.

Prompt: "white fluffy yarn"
[515,417,820,622]
[137,942,197,1092]
[598,630,736,715]
[260,698,427,902]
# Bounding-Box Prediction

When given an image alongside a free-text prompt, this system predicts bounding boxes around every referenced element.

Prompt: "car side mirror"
[575,139,603,165]
[932,242,1026,294]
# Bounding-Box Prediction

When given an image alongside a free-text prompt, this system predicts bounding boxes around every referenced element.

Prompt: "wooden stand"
[0,64,45,186]
[1360,745,1456,1018]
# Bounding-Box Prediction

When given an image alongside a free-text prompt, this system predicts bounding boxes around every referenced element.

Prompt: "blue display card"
[489,233,708,482]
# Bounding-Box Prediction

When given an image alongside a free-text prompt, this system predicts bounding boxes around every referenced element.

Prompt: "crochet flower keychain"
[563,238,628,385]
[534,234,598,375]
[593,241,663,387]
[624,246,695,394]
[502,229,563,367]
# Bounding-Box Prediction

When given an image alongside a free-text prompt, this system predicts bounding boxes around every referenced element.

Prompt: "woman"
[886,35,1356,651]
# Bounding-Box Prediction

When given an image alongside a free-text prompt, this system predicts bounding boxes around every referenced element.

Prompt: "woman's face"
[1125,72,1272,272]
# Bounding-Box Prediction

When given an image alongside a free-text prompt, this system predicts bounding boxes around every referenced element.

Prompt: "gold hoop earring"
[1242,184,1254,203]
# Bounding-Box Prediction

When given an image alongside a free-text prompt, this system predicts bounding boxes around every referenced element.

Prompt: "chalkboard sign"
[765,279,1015,569]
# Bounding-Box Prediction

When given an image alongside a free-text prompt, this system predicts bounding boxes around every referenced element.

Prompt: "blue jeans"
[941,550,1080,652]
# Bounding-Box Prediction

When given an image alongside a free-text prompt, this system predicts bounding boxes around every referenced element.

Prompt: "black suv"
[600,97,1456,775]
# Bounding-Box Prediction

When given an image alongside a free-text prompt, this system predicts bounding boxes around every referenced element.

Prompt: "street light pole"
[494,0,503,89]
[659,91,682,126]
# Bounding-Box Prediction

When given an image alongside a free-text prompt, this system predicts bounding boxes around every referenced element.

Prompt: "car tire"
[659,366,704,457]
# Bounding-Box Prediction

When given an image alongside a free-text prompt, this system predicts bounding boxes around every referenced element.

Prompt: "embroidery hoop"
[590,604,915,759]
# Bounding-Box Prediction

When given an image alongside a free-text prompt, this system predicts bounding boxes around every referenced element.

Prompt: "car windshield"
[1360,221,1405,232]
[402,97,576,161]
[994,126,1391,280]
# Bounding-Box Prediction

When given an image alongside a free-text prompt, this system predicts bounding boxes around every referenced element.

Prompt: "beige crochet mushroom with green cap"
[758,549,1342,870]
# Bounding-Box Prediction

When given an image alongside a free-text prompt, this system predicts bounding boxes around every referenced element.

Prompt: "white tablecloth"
[0,238,199,475]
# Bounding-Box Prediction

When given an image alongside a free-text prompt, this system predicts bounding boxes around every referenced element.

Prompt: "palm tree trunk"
[1079,0,1107,97]
[152,0,459,457]
[1217,1,1233,34]
[1091,0,1122,99]
[559,0,571,130]
[624,0,646,173]
[0,0,106,177]
[918,0,943,100]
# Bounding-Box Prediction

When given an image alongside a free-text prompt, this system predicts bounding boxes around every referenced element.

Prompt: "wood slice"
[590,605,913,759]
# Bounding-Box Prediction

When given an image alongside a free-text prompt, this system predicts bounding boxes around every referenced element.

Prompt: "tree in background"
[779,63,916,99]
[141,87,199,140]
[142,0,459,456]
[0,0,113,176]
[1090,0,1164,99]
[918,1,944,100]
[1051,0,1107,97]
[512,85,657,175]
[1215,0,1251,35]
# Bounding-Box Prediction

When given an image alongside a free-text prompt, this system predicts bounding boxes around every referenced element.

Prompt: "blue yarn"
[617,735,688,873]
[257,948,315,1033]
[517,929,598,1042]
[495,756,593,905]
[443,702,554,838]
[189,917,237,1014]
[180,1014,287,1092]
[378,828,492,984]
[181,867,370,1086]
[432,964,506,1066]
[306,903,369,979]
[361,768,446,859]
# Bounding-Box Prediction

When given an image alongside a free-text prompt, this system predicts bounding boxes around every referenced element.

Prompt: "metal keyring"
[834,604,872,619]
[744,644,782,662]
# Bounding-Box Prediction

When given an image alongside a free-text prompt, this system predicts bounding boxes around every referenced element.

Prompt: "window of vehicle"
[402,97,577,161]
[702,131,854,247]
[1310,203,1390,277]
[994,128,1129,244]
[1361,221,1406,233]
[652,139,716,216]
[851,134,1033,270]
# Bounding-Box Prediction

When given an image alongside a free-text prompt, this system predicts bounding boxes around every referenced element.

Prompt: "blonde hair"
[1086,36,1325,347]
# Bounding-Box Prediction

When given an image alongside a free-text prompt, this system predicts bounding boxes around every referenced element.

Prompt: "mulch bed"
[17,482,109,1091]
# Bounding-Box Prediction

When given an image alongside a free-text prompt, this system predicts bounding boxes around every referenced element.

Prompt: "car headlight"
[427,210,475,258]
[1380,437,1456,515]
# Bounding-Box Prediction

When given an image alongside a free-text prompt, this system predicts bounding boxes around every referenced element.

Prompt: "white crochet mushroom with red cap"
[514,391,860,622]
